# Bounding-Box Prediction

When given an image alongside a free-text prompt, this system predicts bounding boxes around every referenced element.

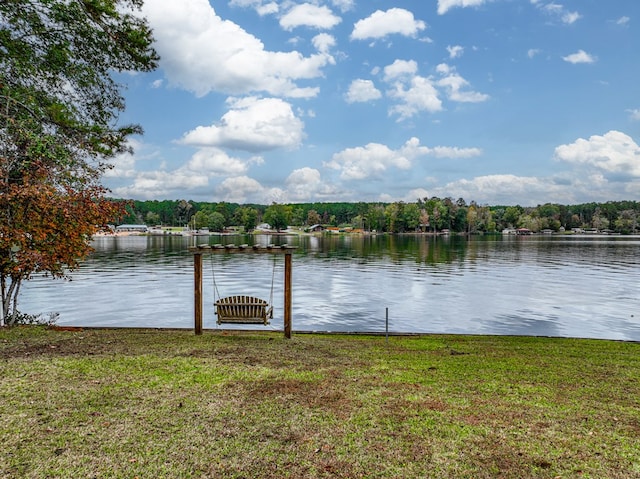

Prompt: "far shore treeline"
[117,198,640,235]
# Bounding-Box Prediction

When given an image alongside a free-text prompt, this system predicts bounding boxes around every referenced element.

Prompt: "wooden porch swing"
[190,244,296,338]
[211,251,276,325]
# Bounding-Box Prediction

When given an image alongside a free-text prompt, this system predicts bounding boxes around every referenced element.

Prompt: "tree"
[233,206,258,232]
[306,209,321,226]
[263,203,292,232]
[503,206,523,228]
[145,211,160,226]
[208,212,226,232]
[614,210,637,234]
[0,0,158,324]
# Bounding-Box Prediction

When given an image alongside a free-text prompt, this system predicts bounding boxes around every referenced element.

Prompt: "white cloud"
[616,16,630,26]
[430,174,569,205]
[180,97,305,152]
[142,0,331,98]
[527,48,541,59]
[105,139,166,181]
[351,8,426,40]
[554,130,640,177]
[186,148,251,176]
[381,60,442,119]
[312,33,336,54]
[562,49,596,64]
[437,0,489,15]
[345,79,382,103]
[325,141,412,180]
[325,137,480,180]
[436,63,490,103]
[562,11,581,24]
[387,76,443,120]
[534,2,582,25]
[379,61,488,120]
[216,176,266,203]
[113,170,210,200]
[229,0,278,16]
[106,140,263,200]
[331,0,355,13]
[627,109,640,121]
[285,167,339,201]
[383,60,418,82]
[429,146,483,158]
[447,45,464,59]
[280,4,342,31]
[106,140,142,179]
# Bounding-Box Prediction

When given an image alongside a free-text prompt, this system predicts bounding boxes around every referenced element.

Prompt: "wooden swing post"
[190,244,296,339]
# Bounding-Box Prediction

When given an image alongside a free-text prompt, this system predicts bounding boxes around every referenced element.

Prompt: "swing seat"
[215,295,273,325]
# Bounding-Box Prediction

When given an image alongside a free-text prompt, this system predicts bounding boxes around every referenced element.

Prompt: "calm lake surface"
[20,234,640,341]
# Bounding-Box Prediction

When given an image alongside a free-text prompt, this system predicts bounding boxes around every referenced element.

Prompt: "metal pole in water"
[385,307,389,344]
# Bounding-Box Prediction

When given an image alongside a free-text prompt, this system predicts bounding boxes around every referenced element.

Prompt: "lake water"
[19,234,640,341]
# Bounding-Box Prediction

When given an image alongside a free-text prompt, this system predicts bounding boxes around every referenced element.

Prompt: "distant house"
[308,224,324,232]
[115,224,148,233]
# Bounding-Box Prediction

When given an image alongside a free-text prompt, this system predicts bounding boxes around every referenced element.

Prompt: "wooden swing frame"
[190,244,296,338]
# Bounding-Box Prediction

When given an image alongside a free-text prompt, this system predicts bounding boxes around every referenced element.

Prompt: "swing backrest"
[215,295,273,325]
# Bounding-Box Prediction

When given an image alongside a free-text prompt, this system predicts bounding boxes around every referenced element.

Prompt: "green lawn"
[1,327,638,478]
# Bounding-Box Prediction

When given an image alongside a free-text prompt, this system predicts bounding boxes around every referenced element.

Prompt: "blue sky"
[107,0,640,206]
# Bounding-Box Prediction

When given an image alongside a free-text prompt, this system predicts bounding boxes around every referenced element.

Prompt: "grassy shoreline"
[1,327,639,478]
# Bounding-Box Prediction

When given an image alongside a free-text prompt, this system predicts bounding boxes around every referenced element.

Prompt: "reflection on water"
[19,234,640,341]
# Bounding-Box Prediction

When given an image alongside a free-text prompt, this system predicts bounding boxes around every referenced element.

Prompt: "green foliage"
[0,0,158,324]
[263,203,292,231]
[3,311,59,327]
[120,199,640,235]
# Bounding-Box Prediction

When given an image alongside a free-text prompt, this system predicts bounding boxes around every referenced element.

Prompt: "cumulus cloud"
[216,176,267,204]
[142,0,331,98]
[106,140,262,200]
[382,60,441,118]
[562,50,596,64]
[325,137,481,180]
[280,4,342,31]
[351,8,426,40]
[378,61,488,120]
[312,33,337,54]
[325,142,411,180]
[554,130,640,178]
[383,60,418,81]
[437,0,489,15]
[285,167,339,201]
[106,139,145,179]
[180,97,305,152]
[112,170,210,200]
[186,148,254,176]
[345,79,382,103]
[447,45,464,59]
[429,174,570,205]
[436,63,489,103]
[387,76,443,120]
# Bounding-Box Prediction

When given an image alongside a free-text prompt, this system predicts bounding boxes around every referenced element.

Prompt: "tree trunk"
[0,275,21,326]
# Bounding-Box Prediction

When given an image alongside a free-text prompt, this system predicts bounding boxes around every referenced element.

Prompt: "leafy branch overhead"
[0,0,159,324]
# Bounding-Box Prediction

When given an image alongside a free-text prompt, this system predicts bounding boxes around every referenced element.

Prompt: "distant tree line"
[118,198,640,235]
